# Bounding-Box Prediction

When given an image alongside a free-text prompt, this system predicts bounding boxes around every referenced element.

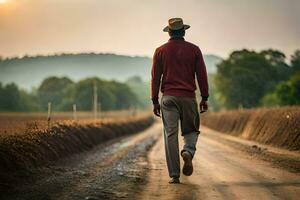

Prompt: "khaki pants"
[161,95,200,178]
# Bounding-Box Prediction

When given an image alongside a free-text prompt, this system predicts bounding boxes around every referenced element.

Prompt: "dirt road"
[4,122,300,200]
[4,124,161,200]
[140,123,300,200]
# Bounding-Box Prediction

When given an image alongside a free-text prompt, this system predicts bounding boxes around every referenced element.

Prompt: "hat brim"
[163,24,190,32]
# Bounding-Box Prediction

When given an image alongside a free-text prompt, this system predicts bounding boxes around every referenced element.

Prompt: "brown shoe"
[182,151,193,176]
[168,177,180,184]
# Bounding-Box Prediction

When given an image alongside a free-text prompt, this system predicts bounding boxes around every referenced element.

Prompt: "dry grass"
[201,106,300,151]
[0,112,154,178]
[0,110,145,135]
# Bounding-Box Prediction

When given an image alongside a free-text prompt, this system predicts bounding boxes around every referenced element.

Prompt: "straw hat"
[163,18,190,32]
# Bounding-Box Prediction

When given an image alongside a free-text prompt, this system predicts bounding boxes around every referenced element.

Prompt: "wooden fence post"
[93,81,98,122]
[47,102,52,128]
[73,104,77,121]
[98,103,101,119]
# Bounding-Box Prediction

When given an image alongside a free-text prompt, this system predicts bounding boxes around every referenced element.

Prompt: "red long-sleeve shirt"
[151,37,209,104]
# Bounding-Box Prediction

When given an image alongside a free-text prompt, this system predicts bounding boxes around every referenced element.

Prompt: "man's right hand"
[199,100,208,113]
[153,104,161,117]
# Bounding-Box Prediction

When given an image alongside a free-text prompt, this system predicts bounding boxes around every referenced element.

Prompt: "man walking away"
[151,18,209,184]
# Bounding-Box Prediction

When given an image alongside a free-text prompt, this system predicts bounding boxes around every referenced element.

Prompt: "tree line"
[0,77,140,112]
[212,49,300,109]
[2,49,299,112]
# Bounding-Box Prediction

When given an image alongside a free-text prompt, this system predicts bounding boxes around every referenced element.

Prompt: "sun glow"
[0,0,7,4]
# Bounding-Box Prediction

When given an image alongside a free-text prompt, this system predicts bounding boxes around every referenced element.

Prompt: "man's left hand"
[199,100,208,113]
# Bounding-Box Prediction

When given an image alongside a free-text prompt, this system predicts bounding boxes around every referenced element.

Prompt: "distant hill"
[0,53,222,89]
[204,54,223,74]
[125,76,151,108]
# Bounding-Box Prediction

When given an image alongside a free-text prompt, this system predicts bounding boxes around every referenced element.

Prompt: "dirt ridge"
[0,115,154,192]
[201,106,300,150]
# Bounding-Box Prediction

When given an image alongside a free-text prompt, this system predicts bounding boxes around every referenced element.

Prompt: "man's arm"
[195,48,209,112]
[151,49,163,116]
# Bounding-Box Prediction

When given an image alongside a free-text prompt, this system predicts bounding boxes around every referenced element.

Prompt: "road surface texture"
[140,123,300,200]
[3,124,161,200]
[4,122,300,200]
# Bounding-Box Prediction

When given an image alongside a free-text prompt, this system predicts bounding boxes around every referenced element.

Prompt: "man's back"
[151,38,209,104]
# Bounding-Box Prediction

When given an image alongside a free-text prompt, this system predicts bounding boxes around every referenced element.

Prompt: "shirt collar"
[169,37,185,41]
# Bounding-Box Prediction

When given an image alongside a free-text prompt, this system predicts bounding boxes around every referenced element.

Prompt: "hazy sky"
[0,0,299,58]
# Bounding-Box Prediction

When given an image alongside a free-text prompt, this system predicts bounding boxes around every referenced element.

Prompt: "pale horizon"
[0,0,299,59]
